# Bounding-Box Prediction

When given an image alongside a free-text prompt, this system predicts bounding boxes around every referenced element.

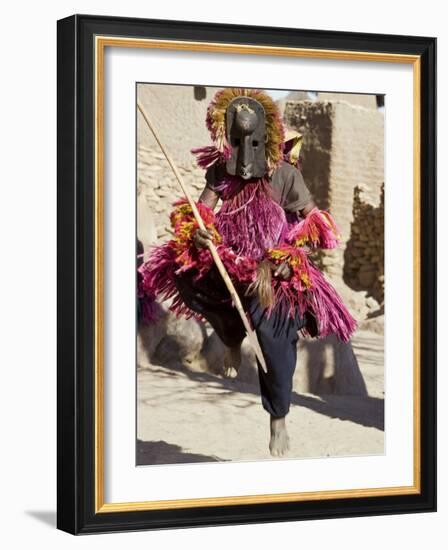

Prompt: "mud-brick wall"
[317,92,378,109]
[137,83,219,167]
[284,101,333,210]
[283,100,384,283]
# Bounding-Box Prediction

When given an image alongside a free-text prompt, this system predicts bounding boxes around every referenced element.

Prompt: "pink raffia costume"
[139,88,356,418]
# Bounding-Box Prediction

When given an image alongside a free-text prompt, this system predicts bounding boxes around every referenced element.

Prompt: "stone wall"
[137,84,218,245]
[137,145,206,244]
[344,184,384,305]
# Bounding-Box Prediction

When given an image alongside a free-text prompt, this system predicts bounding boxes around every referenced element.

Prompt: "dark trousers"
[174,268,306,417]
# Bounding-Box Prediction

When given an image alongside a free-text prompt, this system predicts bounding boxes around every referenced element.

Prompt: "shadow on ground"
[143,365,384,431]
[290,393,384,430]
[137,438,226,466]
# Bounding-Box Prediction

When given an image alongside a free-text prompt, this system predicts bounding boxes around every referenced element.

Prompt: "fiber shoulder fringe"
[138,199,256,322]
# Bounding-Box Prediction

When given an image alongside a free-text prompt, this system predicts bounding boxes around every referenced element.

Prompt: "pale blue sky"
[266,89,289,100]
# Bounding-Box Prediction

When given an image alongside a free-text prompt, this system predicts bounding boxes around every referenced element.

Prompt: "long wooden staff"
[137,101,267,373]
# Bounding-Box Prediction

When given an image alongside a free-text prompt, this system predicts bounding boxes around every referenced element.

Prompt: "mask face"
[225,97,267,179]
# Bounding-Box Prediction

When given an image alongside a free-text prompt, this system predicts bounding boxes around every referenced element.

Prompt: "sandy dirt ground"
[137,329,384,465]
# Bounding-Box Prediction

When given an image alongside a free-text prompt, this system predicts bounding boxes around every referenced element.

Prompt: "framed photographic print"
[57,14,436,534]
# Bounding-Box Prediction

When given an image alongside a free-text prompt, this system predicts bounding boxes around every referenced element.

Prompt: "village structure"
[136,84,385,464]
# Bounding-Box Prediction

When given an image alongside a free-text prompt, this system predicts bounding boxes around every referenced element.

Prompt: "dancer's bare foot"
[223,344,242,378]
[269,415,290,457]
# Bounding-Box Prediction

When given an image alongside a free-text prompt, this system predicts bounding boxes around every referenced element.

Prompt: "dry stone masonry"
[137,84,219,244]
[344,184,384,305]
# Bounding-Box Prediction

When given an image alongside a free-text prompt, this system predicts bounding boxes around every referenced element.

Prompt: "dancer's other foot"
[223,343,242,378]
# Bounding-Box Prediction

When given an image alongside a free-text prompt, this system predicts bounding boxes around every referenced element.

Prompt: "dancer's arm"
[198,185,220,209]
[193,185,220,249]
